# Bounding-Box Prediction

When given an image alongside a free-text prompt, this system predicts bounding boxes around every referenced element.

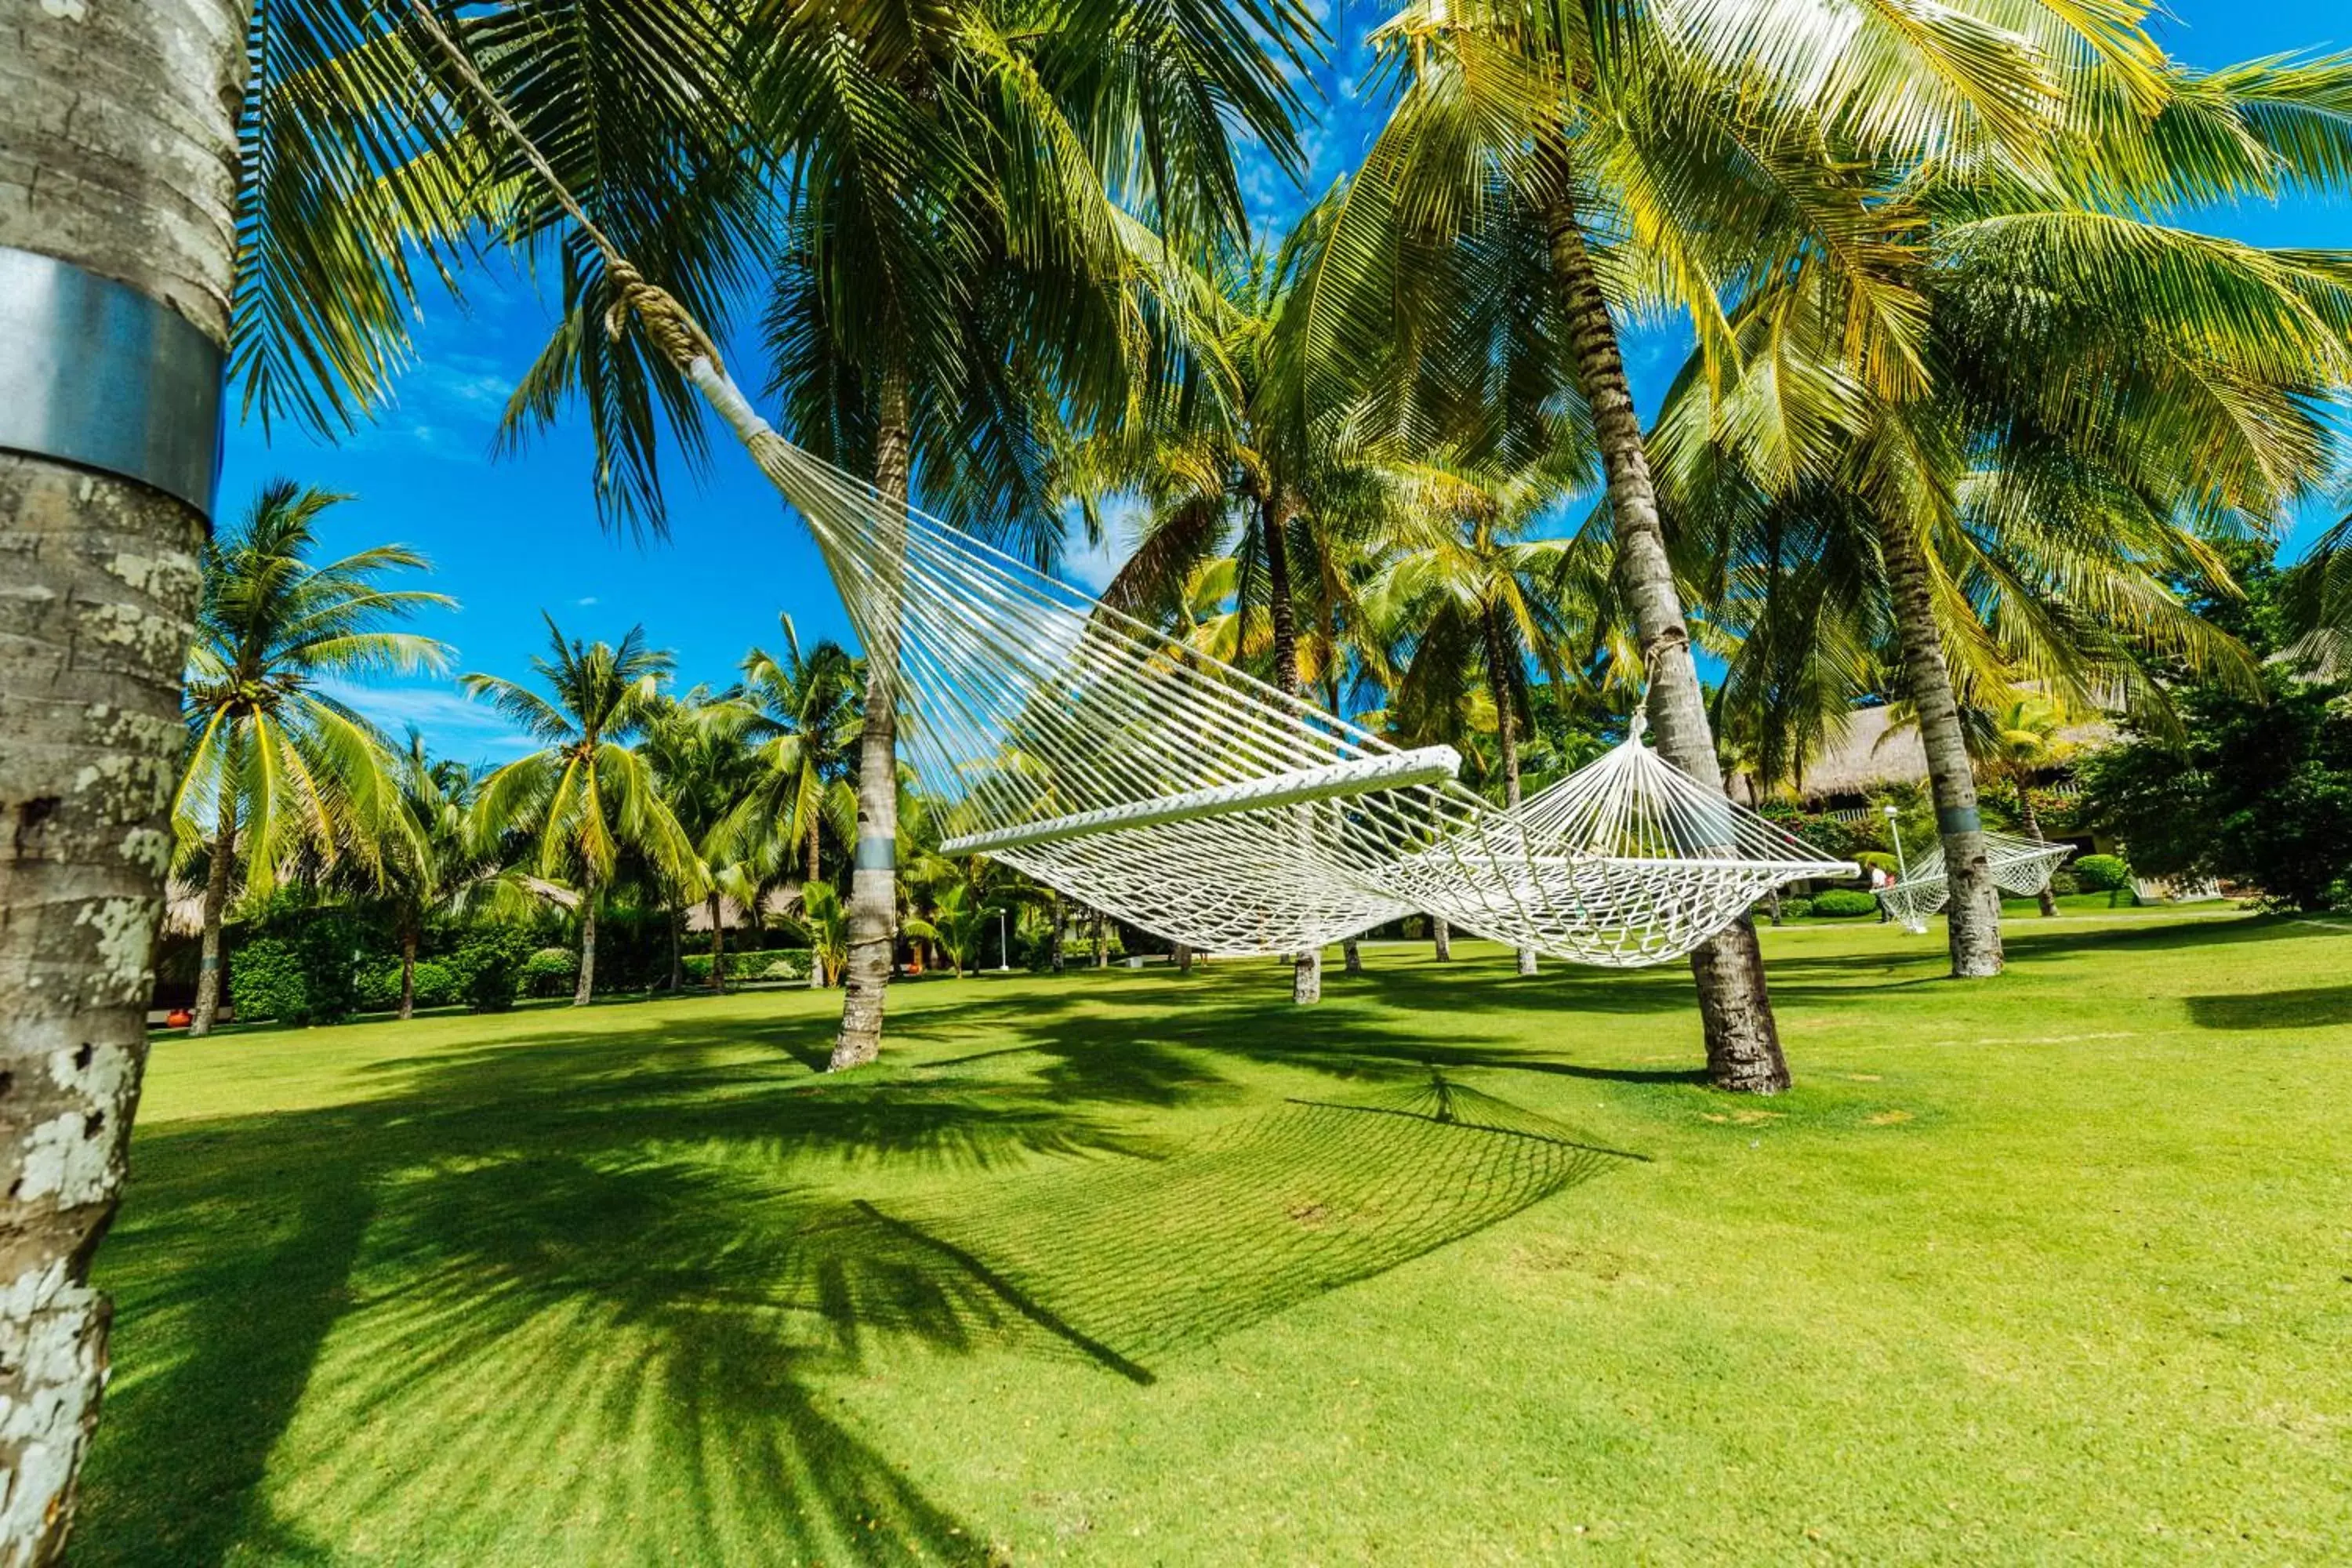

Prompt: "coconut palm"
[1651,51,2352,975]
[2,4,768,1537]
[906,884,993,979]
[172,481,453,1036]
[740,0,1317,1065]
[463,618,702,1004]
[371,731,510,1018]
[1366,462,1601,976]
[641,689,762,991]
[725,617,864,890]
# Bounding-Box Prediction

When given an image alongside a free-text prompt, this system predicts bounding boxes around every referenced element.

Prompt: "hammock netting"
[1877,832,2074,933]
[691,361,1854,966]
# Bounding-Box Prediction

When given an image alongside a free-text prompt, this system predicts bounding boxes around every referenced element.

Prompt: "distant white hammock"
[688,364,1853,966]
[1877,832,2074,934]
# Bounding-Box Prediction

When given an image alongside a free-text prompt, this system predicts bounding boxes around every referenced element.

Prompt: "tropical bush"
[447,927,535,1012]
[2073,855,2132,893]
[227,937,307,1025]
[521,947,582,998]
[1810,889,1880,919]
[357,960,458,1013]
[1780,898,1814,922]
[680,949,811,985]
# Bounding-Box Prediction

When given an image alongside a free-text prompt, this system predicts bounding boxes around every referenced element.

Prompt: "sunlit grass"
[83,910,2352,1563]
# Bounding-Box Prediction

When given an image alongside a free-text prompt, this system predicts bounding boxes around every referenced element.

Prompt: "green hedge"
[681,949,811,985]
[521,946,580,998]
[356,960,458,1013]
[2074,854,2131,893]
[1811,888,1881,919]
[227,938,307,1024]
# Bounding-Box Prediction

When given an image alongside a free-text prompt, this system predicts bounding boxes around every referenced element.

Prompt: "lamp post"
[993,908,1013,972]
[1884,804,1911,886]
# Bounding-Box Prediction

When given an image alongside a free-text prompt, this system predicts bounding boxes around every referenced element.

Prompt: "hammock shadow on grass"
[79,1014,1622,1566]
[2183,984,2352,1031]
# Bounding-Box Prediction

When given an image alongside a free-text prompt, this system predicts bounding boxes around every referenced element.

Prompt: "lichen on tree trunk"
[1,3,244,1558]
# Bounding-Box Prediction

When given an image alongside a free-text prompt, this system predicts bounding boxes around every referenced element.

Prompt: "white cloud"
[315,677,539,763]
[575,596,599,607]
[1057,495,1146,593]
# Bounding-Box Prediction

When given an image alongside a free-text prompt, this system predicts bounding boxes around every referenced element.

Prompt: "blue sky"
[231,0,2352,762]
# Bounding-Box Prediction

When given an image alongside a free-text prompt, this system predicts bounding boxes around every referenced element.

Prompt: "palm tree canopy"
[174,480,454,893]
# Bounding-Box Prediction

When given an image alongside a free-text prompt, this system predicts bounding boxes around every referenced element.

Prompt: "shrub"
[2074,854,2132,893]
[361,959,460,1012]
[447,927,535,1012]
[521,946,581,998]
[1810,888,1880,919]
[2045,870,2080,897]
[1780,898,1813,922]
[227,937,307,1024]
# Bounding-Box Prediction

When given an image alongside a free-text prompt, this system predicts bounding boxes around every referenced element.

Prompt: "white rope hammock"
[687,362,1853,965]
[1877,831,2074,934]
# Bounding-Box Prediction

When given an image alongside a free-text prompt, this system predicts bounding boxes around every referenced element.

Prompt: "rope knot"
[601,260,724,376]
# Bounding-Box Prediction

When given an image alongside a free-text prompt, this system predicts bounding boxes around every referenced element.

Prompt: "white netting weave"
[689,360,1853,965]
[1878,831,2075,934]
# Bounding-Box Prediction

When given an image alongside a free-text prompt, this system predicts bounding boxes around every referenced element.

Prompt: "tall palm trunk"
[0,4,243,1556]
[1049,891,1065,973]
[189,797,237,1036]
[397,921,419,1020]
[2019,786,2059,917]
[1175,942,1194,975]
[1546,197,1788,1094]
[1342,938,1363,975]
[833,374,912,1069]
[670,907,684,990]
[1879,516,2003,975]
[574,884,599,1006]
[1483,607,1540,978]
[1260,492,1323,1005]
[1092,907,1109,968]
[706,893,727,993]
[1432,916,1452,960]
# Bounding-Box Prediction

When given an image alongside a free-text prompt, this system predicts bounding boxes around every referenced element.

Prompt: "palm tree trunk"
[706,893,726,993]
[1092,908,1109,969]
[1049,892,1065,973]
[1546,196,1788,1094]
[1879,516,2004,975]
[2020,786,2059,918]
[1342,938,1363,975]
[574,887,599,1007]
[189,800,237,1036]
[670,907,684,990]
[1432,916,1452,961]
[1259,492,1324,1007]
[833,374,912,1070]
[1175,942,1193,975]
[806,814,822,885]
[1483,608,1540,978]
[0,4,243,1555]
[397,922,419,1021]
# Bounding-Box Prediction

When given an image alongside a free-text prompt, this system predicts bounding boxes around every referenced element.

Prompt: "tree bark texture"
[1048,893,1065,973]
[573,890,598,1007]
[397,923,418,1021]
[706,894,726,992]
[1260,495,1324,1007]
[2020,789,2059,917]
[1175,942,1193,975]
[832,376,911,1070]
[1341,938,1363,975]
[1432,916,1451,961]
[0,5,242,1561]
[1546,198,1788,1093]
[187,797,233,1036]
[1483,608,1540,978]
[1878,516,2004,976]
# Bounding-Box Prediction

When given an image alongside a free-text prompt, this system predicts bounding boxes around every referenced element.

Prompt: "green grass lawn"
[80,909,2352,1564]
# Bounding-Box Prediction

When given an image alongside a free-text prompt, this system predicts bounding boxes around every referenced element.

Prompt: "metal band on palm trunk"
[0,246,223,517]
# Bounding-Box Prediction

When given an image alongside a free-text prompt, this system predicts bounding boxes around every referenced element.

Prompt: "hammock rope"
[411,4,1856,964]
[1877,831,2074,934]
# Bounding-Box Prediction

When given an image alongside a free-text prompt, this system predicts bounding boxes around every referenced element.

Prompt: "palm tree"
[463,617,702,1005]
[1367,463,1598,976]
[739,0,1318,1065]
[172,481,453,1036]
[3,5,765,1542]
[1982,696,2074,918]
[641,689,761,991]
[372,731,504,1018]
[727,616,864,891]
[1651,51,2352,975]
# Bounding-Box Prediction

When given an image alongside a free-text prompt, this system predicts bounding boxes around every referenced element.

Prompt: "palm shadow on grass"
[80,999,1627,1566]
[2184,984,2352,1031]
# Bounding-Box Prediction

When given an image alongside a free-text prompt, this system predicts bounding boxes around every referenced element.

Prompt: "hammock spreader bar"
[943,746,1462,855]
